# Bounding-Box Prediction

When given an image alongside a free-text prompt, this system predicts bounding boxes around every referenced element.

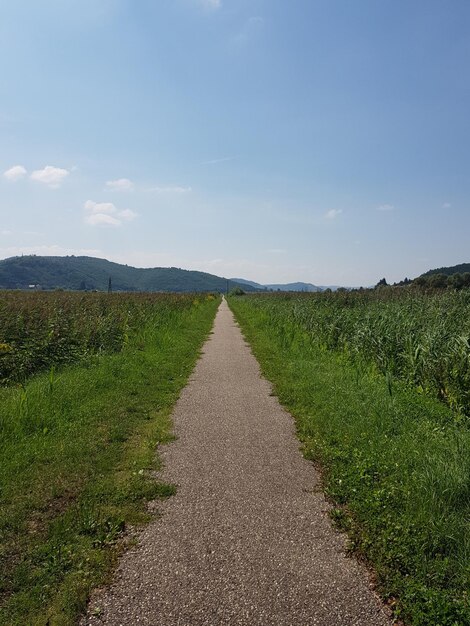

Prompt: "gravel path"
[84,299,392,626]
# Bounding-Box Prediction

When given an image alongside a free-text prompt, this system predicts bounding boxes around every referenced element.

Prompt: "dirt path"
[85,299,391,625]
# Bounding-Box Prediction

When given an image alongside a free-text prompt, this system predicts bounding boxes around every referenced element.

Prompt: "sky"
[1,0,470,287]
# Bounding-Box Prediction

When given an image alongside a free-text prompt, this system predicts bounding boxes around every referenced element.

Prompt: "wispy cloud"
[84,200,137,227]
[201,156,233,165]
[442,202,451,209]
[198,0,221,9]
[266,248,286,255]
[3,165,27,181]
[324,209,342,220]
[30,165,70,189]
[106,178,134,192]
[377,204,395,212]
[146,185,192,194]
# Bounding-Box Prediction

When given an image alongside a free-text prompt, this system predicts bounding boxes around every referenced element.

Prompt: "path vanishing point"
[85,299,392,626]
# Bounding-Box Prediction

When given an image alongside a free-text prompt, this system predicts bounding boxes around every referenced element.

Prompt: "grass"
[0,291,200,383]
[0,293,219,625]
[229,295,470,626]
[237,289,470,417]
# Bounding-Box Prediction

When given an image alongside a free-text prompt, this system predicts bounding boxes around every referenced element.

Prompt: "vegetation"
[1,290,144,383]
[228,286,246,296]
[421,263,470,278]
[0,291,219,625]
[229,292,470,626]
[413,272,470,290]
[0,255,259,293]
[233,290,470,417]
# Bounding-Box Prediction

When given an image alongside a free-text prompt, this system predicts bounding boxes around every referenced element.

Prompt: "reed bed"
[244,289,470,417]
[230,291,470,625]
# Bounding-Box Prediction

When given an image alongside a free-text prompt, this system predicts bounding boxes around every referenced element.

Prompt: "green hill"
[421,263,470,277]
[0,256,260,293]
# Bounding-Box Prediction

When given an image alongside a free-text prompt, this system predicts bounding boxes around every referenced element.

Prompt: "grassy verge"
[229,296,470,626]
[0,295,219,625]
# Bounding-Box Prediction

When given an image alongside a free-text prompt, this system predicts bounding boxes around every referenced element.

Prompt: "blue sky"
[1,0,469,286]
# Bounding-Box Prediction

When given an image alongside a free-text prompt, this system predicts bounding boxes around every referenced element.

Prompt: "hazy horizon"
[1,1,469,286]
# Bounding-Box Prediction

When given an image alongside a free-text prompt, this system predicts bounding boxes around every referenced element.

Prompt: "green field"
[0,291,220,625]
[229,291,470,626]
[2,288,470,625]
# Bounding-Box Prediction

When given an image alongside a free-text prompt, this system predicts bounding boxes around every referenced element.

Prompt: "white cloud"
[324,209,343,219]
[86,213,121,227]
[30,165,69,188]
[1,230,12,236]
[377,204,395,212]
[106,178,134,191]
[118,209,138,221]
[84,200,116,215]
[3,165,27,181]
[442,202,451,209]
[83,200,137,227]
[147,185,192,194]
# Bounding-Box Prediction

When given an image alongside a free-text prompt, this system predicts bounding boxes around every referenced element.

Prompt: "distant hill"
[265,282,322,292]
[0,256,260,293]
[421,263,470,277]
[231,278,323,292]
[230,278,264,289]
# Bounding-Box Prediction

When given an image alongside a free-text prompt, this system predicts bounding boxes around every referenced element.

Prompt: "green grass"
[0,294,219,625]
[235,289,470,417]
[229,295,470,626]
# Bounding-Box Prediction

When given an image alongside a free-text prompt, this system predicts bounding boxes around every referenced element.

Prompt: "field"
[2,288,469,625]
[0,290,220,625]
[229,290,470,626]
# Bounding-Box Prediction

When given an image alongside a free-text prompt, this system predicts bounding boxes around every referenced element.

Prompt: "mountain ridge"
[0,255,260,293]
[420,263,470,277]
[231,278,341,292]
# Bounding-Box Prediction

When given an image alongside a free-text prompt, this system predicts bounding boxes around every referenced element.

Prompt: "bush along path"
[84,299,391,626]
[229,295,470,626]
[0,293,220,626]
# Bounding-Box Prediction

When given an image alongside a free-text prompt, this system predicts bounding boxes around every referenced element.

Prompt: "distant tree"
[462,273,470,288]
[375,277,388,288]
[447,273,464,290]
[108,277,112,293]
[428,273,447,289]
[78,280,86,291]
[414,275,428,287]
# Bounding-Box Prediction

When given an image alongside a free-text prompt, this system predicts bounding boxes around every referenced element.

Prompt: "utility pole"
[108,277,112,293]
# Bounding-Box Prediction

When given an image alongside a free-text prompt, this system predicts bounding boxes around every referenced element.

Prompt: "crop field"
[229,291,470,626]
[0,290,219,625]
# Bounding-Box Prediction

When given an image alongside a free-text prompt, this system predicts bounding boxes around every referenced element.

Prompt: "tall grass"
[241,289,470,417]
[230,293,470,626]
[0,292,219,625]
[0,291,200,384]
